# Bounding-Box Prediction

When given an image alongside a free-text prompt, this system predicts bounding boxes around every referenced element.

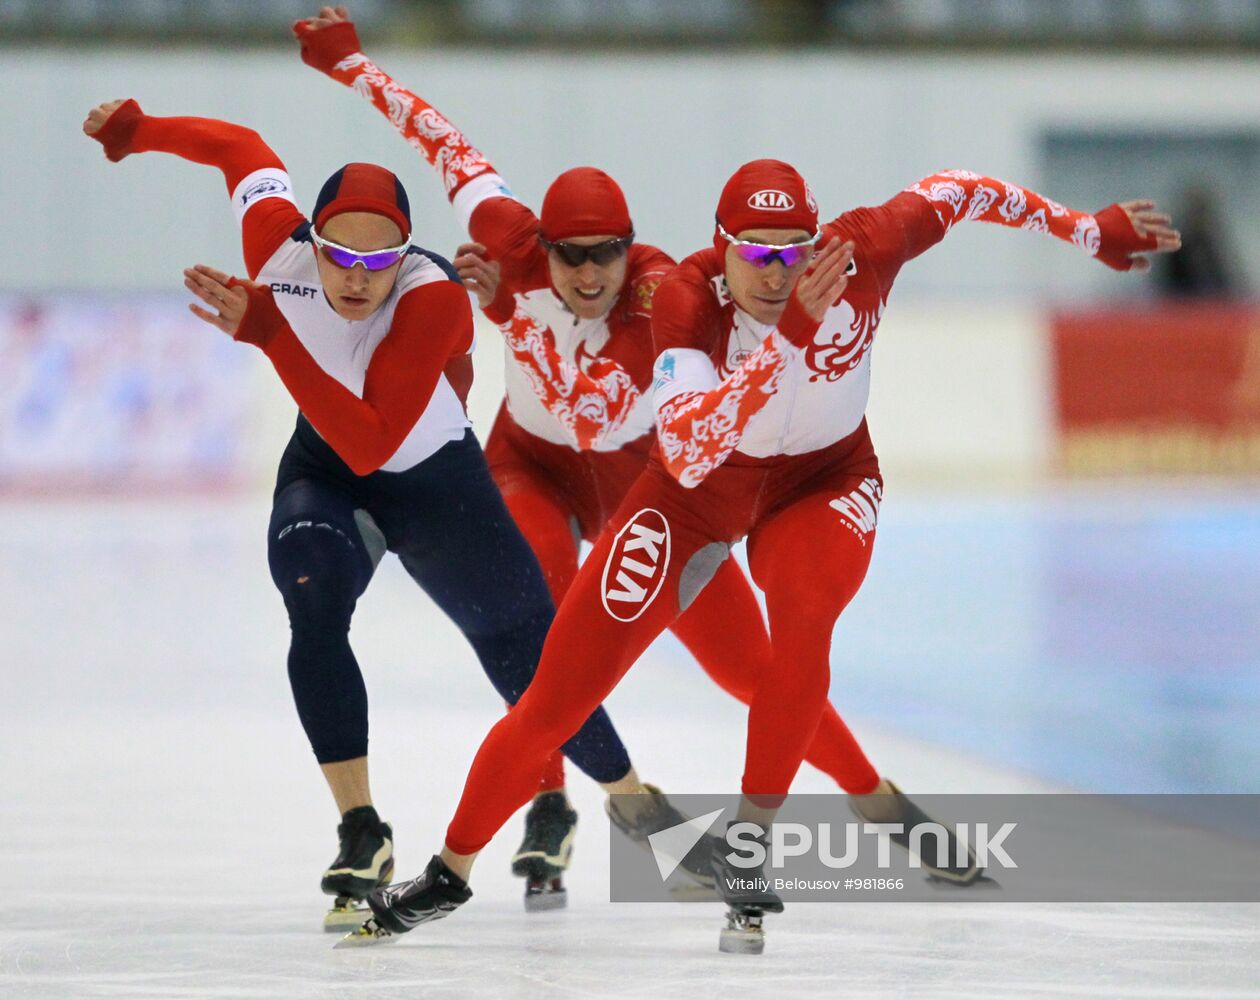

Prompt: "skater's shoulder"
[468,196,549,287]
[398,244,463,292]
[650,252,727,355]
[672,246,723,283]
[616,244,674,323]
[627,242,676,279]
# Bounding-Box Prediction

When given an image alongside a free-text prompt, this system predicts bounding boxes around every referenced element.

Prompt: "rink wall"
[9,294,1255,493]
[0,294,1048,492]
[5,47,1260,300]
[4,46,1258,490]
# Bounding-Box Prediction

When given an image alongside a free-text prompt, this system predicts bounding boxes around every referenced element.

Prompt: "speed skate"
[324,895,376,932]
[335,854,473,948]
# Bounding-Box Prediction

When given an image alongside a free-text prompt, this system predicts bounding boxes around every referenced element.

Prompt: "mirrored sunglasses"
[718,223,820,269]
[312,232,410,271]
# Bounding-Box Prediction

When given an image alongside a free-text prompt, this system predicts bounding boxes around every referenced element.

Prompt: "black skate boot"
[711,821,783,956]
[848,779,990,887]
[606,784,716,893]
[511,790,578,912]
[320,805,395,932]
[335,855,473,948]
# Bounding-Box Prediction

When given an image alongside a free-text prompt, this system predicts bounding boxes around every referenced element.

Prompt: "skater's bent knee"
[270,520,366,621]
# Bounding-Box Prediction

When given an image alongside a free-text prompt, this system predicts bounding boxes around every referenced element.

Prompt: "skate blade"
[719,929,765,955]
[333,920,394,949]
[925,873,1001,890]
[324,903,370,932]
[524,887,568,912]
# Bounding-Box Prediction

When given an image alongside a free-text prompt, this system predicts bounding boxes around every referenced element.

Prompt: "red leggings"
[451,430,882,854]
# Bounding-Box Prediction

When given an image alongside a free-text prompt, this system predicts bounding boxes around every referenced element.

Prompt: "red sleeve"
[238,199,305,280]
[232,280,474,475]
[834,194,948,289]
[90,100,303,279]
[468,196,547,321]
[872,170,1159,274]
[649,263,724,358]
[293,19,496,199]
[443,353,474,414]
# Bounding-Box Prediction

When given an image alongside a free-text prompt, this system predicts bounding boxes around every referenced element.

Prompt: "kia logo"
[600,508,671,622]
[748,189,795,211]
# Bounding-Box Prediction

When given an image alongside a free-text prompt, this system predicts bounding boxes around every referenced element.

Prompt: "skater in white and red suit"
[294,5,898,885]
[81,95,664,924]
[352,148,1180,933]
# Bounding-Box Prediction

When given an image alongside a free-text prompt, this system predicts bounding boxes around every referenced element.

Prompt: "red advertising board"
[1052,303,1260,474]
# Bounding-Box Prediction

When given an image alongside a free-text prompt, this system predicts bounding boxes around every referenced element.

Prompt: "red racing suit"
[440,171,1159,854]
[295,21,883,796]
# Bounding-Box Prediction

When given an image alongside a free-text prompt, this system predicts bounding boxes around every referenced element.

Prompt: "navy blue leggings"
[267,421,631,783]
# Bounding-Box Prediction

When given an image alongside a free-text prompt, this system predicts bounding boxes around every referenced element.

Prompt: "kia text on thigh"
[600,508,671,622]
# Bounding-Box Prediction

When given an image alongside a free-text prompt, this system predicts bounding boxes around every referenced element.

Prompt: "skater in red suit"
[294,4,901,899]
[342,146,1180,942]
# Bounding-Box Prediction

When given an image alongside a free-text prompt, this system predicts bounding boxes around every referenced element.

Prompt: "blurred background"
[5,0,1259,487]
[2,1,1257,796]
[2,3,1258,995]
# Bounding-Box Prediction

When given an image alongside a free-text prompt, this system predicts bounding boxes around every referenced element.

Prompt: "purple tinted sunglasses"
[718,223,820,268]
[312,231,410,271]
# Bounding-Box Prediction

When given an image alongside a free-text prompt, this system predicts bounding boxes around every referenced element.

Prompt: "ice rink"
[2,489,1257,998]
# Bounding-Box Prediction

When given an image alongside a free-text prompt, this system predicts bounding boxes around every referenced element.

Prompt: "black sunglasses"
[539,233,635,267]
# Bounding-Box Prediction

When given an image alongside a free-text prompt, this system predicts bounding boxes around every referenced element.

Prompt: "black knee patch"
[269,517,370,629]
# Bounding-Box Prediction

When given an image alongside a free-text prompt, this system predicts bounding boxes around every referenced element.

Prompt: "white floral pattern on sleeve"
[654,335,794,489]
[906,169,1100,257]
[330,53,494,195]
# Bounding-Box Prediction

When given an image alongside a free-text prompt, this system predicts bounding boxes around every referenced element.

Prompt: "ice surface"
[1,496,1257,998]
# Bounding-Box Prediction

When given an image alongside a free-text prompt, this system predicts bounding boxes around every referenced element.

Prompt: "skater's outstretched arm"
[878,169,1180,273]
[182,263,474,476]
[293,7,511,232]
[83,100,303,280]
[651,240,854,488]
[294,8,661,450]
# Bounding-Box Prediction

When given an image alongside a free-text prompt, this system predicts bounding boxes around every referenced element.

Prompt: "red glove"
[90,99,144,162]
[483,278,517,326]
[228,278,287,349]
[292,17,363,75]
[1094,204,1160,272]
[775,286,826,350]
